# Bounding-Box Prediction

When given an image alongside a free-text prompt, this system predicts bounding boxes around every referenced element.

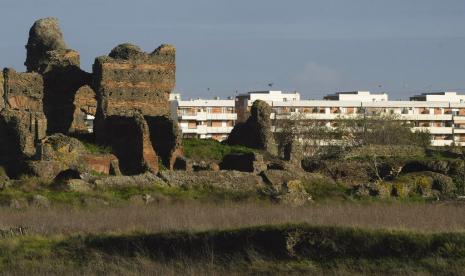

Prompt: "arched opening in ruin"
[69,85,97,134]
[103,116,145,175]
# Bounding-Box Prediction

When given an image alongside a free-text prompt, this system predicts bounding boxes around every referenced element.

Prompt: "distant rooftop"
[410,91,465,102]
[324,91,388,102]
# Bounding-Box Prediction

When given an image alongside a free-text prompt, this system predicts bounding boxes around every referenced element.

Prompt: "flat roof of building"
[177,99,235,107]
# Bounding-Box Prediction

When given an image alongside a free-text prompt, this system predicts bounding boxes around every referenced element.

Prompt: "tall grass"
[1,202,465,236]
[3,224,465,275]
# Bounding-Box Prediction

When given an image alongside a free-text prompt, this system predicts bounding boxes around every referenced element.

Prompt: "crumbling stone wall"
[102,115,159,175]
[227,100,277,155]
[28,134,119,178]
[92,43,175,119]
[0,69,47,176]
[0,17,182,177]
[145,115,183,169]
[25,17,67,73]
[25,17,92,134]
[220,152,267,173]
[92,43,181,173]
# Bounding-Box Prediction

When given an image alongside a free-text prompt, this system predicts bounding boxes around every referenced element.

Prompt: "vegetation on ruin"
[182,138,256,161]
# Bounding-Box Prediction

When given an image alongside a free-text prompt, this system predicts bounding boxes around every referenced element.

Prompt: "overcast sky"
[0,0,464,99]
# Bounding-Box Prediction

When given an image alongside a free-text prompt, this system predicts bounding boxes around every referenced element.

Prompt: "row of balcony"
[179,112,237,121]
[274,113,465,121]
[181,126,234,134]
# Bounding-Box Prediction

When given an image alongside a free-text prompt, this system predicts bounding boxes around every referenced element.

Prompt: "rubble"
[220,152,267,173]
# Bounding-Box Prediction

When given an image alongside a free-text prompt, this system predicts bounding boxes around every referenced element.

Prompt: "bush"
[432,174,456,198]
[301,175,347,201]
[183,139,255,161]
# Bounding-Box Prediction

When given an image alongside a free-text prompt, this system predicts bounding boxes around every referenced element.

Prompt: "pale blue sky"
[1,0,464,99]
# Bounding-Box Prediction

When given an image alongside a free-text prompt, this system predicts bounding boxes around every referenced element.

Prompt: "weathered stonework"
[220,152,267,173]
[25,17,92,134]
[101,115,159,175]
[41,50,92,135]
[0,17,182,178]
[92,43,181,173]
[0,68,47,177]
[93,43,175,119]
[145,115,183,169]
[28,134,120,178]
[226,100,277,155]
[2,68,44,112]
[25,17,67,73]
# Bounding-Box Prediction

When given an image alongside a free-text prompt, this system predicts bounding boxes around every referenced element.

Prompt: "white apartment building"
[324,91,388,102]
[235,90,301,122]
[171,90,465,146]
[170,94,236,141]
[236,91,465,147]
[410,91,465,102]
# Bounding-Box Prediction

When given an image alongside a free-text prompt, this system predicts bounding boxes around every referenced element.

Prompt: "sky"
[0,0,464,100]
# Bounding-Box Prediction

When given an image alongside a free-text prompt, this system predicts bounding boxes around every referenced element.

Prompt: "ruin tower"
[92,43,182,175]
[25,17,93,135]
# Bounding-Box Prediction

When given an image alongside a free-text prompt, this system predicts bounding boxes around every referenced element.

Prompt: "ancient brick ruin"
[0,68,47,176]
[226,100,277,155]
[0,17,182,178]
[93,43,181,174]
[25,17,92,135]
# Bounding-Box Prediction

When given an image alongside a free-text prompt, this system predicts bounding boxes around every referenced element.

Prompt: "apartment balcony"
[453,142,465,146]
[399,114,452,121]
[412,127,453,134]
[179,112,237,121]
[454,116,465,122]
[431,140,454,146]
[453,128,465,134]
[274,113,353,120]
[180,125,234,135]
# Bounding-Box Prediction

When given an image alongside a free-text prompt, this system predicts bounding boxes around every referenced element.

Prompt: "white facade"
[324,91,388,102]
[410,92,465,102]
[170,95,236,141]
[171,90,465,146]
[246,90,300,103]
[235,90,301,122]
[236,91,465,147]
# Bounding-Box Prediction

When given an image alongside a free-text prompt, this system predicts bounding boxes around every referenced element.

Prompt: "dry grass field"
[1,201,465,236]
[0,201,464,274]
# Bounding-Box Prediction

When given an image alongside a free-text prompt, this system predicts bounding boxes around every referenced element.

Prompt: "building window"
[188,121,197,129]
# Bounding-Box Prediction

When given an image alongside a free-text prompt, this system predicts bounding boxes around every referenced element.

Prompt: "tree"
[275,112,431,181]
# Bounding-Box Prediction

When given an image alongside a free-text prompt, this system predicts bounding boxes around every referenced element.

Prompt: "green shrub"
[432,174,456,198]
[301,175,347,201]
[392,182,411,198]
[183,139,255,161]
[81,141,113,154]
